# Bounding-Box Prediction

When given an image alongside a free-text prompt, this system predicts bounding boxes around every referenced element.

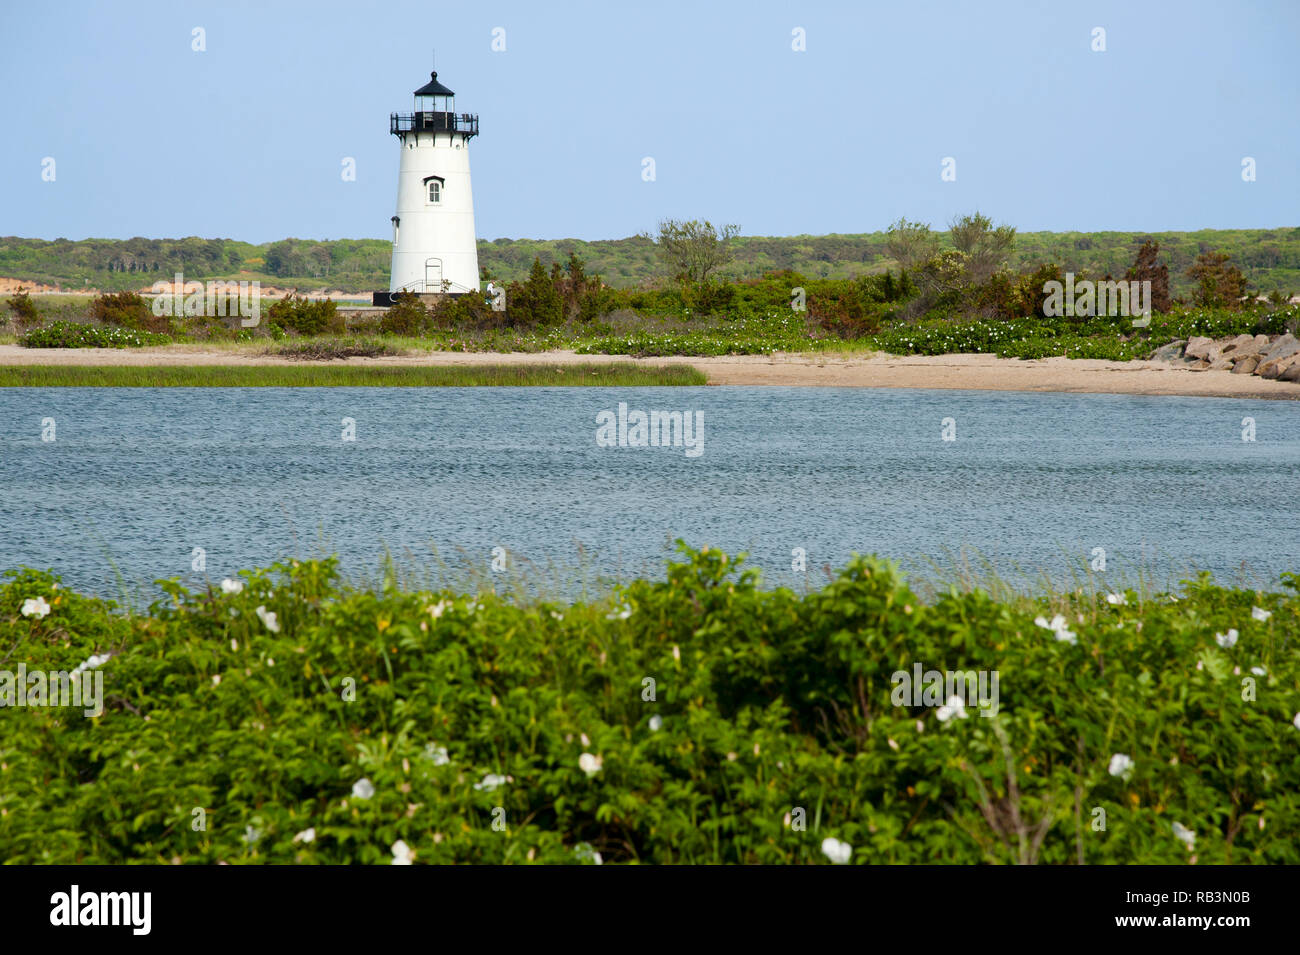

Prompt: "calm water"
[1,387,1297,599]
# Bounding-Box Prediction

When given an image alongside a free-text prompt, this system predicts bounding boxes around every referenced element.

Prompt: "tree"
[885,218,940,272]
[652,219,740,284]
[1187,251,1249,308]
[1124,241,1171,312]
[508,257,563,326]
[948,212,1016,284]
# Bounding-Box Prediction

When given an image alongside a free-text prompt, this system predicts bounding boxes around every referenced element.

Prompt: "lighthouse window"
[427,181,442,203]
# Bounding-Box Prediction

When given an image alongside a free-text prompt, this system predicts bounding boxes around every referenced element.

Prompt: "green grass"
[0,362,708,388]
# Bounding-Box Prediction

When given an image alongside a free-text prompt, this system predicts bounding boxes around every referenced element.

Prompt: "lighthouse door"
[425,258,443,292]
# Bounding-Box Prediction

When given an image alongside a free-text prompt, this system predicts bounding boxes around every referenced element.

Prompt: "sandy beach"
[2,344,1299,398]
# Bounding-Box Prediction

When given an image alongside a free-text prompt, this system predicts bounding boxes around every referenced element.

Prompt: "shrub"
[685,280,735,315]
[379,292,430,336]
[1188,252,1250,309]
[19,321,171,348]
[270,339,398,360]
[506,258,564,327]
[6,287,41,328]
[426,290,503,333]
[0,546,1296,864]
[1126,241,1172,313]
[267,294,342,336]
[90,291,168,333]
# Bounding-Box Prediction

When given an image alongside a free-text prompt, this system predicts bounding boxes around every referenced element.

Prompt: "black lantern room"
[390,71,479,138]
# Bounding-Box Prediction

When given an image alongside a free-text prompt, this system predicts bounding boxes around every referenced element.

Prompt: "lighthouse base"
[371,290,476,307]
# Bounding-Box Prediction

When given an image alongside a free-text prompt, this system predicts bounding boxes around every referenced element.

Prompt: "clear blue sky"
[2,0,1296,244]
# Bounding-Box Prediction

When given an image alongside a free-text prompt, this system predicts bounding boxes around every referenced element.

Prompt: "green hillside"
[2,228,1298,297]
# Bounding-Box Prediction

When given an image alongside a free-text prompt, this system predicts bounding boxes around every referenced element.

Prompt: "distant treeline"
[2,228,1298,296]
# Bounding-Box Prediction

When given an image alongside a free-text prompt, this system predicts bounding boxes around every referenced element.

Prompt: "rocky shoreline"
[1148,333,1300,381]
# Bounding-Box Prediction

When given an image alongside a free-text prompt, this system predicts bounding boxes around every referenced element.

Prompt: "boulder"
[1259,333,1300,365]
[1281,359,1300,383]
[1184,337,1220,362]
[1147,340,1186,362]
[1208,358,1234,372]
[1258,352,1300,380]
[1220,333,1263,359]
[1231,356,1259,374]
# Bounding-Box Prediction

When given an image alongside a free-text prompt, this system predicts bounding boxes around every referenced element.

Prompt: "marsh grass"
[0,363,709,387]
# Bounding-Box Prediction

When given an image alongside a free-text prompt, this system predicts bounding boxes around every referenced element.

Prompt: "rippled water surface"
[1,387,1296,598]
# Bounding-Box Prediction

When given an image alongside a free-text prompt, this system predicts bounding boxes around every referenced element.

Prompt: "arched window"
[427,180,442,203]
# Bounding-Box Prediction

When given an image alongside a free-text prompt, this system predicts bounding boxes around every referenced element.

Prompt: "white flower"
[936,695,968,722]
[351,778,375,800]
[1251,666,1266,676]
[579,752,603,776]
[1215,629,1238,649]
[1251,607,1272,622]
[255,605,280,633]
[426,601,448,619]
[474,773,507,792]
[391,839,413,865]
[243,825,261,846]
[292,828,315,844]
[821,837,852,864]
[21,596,50,619]
[1293,712,1300,731]
[72,652,113,676]
[573,842,602,865]
[605,602,632,621]
[424,743,449,766]
[220,578,243,594]
[649,715,663,732]
[1035,614,1077,645]
[1172,821,1196,849]
[1108,754,1134,778]
[550,610,564,621]
[1106,593,1127,606]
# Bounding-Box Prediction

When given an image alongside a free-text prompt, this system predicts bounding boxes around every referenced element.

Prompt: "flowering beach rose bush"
[0,548,1296,864]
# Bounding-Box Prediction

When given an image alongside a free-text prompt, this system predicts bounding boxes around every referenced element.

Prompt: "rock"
[1208,358,1234,372]
[1220,333,1262,358]
[1184,359,1211,371]
[1231,356,1259,374]
[1258,352,1300,380]
[1184,336,1217,361]
[1147,340,1186,362]
[1259,333,1300,365]
[1281,359,1300,383]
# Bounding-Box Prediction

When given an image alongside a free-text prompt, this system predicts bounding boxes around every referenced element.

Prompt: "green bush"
[379,292,430,336]
[267,294,342,336]
[19,321,171,348]
[506,258,564,327]
[6,287,41,328]
[89,291,167,332]
[2,546,1296,864]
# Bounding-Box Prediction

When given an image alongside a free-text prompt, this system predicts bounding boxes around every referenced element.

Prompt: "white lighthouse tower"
[384,70,480,298]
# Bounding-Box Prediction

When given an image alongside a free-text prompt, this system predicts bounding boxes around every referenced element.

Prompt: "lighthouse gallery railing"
[390,112,479,137]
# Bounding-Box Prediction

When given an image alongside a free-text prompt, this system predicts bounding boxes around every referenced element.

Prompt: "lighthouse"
[382,70,480,300]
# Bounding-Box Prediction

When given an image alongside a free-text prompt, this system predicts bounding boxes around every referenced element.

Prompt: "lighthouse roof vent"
[413,72,455,97]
